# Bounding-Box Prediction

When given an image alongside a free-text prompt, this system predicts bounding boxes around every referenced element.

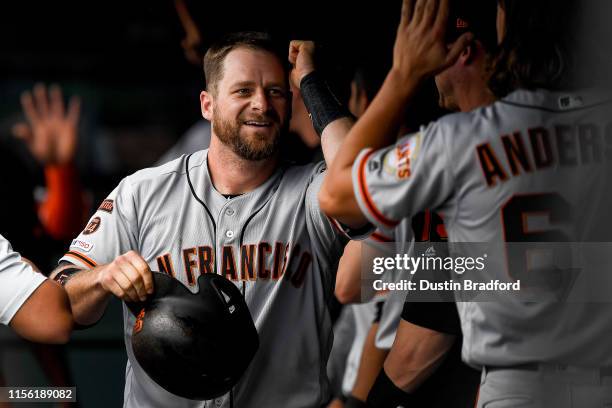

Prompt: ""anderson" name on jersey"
[477,123,611,187]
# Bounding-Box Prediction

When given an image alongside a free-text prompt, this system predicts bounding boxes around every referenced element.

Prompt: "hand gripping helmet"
[126,272,259,400]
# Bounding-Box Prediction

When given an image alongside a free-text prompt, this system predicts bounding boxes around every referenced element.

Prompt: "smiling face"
[201,47,290,161]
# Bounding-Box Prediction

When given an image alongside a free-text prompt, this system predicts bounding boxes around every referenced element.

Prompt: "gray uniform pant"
[477,364,612,408]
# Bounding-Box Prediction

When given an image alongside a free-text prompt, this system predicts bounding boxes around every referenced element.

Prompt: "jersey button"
[226,208,235,216]
[225,230,235,239]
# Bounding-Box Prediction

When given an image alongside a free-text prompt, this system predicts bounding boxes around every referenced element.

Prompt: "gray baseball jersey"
[326,304,355,397]
[362,228,411,350]
[353,88,612,368]
[340,298,384,396]
[369,211,450,349]
[0,234,46,325]
[61,149,355,407]
[375,272,409,350]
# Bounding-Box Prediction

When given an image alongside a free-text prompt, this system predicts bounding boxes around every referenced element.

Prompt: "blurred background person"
[0,83,85,408]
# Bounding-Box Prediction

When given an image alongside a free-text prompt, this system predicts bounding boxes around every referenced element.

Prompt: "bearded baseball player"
[50,32,362,407]
[321,0,612,406]
[0,234,73,343]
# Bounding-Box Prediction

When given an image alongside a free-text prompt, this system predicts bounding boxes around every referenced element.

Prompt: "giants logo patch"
[83,217,101,235]
[393,133,421,180]
[396,143,412,179]
[98,199,114,213]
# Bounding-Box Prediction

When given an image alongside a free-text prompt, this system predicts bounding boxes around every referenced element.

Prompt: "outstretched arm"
[364,320,456,408]
[10,279,73,344]
[14,84,85,239]
[383,320,455,392]
[0,234,72,344]
[50,251,153,326]
[319,0,473,227]
[288,40,355,166]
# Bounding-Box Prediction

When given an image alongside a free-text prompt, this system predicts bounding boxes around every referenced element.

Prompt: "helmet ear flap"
[207,274,242,314]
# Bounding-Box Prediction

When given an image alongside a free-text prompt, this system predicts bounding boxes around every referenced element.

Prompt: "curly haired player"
[320,0,612,406]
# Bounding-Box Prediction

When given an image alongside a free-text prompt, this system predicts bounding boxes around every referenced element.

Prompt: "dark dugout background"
[0,1,401,407]
[0,0,399,191]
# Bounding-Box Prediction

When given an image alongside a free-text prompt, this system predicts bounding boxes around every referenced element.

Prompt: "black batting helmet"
[126,272,259,400]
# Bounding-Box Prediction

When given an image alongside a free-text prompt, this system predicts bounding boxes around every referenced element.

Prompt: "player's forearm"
[10,280,73,344]
[351,323,389,401]
[62,266,112,326]
[320,116,355,166]
[38,163,85,239]
[335,241,372,304]
[385,356,444,393]
[321,70,420,222]
[384,321,455,392]
[329,68,419,180]
[296,67,355,166]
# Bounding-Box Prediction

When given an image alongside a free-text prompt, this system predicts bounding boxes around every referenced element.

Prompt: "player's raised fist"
[288,40,316,89]
[96,251,154,302]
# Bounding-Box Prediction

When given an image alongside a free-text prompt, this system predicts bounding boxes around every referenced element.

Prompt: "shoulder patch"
[71,239,94,253]
[98,199,114,213]
[83,217,101,235]
[384,132,422,179]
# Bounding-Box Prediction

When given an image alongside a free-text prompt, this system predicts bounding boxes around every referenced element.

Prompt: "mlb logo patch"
[71,239,94,253]
[456,18,468,29]
[558,95,584,110]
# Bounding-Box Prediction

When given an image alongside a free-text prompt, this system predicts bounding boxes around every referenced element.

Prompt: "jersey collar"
[501,88,612,113]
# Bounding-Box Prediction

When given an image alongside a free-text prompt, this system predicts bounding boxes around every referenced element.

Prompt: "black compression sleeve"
[299,71,353,135]
[401,301,461,335]
[345,395,369,408]
[367,369,416,408]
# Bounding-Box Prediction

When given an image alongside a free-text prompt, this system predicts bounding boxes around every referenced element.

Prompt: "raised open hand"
[13,84,81,165]
[392,0,474,83]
